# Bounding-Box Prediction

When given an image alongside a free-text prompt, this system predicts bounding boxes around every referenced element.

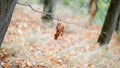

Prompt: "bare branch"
[17,2,87,28]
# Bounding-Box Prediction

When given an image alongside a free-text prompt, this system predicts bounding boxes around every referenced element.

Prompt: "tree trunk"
[116,15,120,32]
[97,0,120,46]
[0,0,17,48]
[42,0,56,21]
[89,0,98,25]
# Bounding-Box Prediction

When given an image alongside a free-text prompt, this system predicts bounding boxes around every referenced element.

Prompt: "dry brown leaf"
[3,63,10,68]
[25,64,31,68]
[0,53,9,62]
[54,23,64,40]
[39,65,48,68]
[50,57,62,66]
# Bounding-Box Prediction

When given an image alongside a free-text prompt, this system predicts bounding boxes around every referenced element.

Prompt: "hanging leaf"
[54,23,64,40]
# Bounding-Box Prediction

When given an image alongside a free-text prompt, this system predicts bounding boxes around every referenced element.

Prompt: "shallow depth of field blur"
[0,0,120,68]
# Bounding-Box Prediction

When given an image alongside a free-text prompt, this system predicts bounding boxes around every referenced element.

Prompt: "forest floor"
[0,4,120,68]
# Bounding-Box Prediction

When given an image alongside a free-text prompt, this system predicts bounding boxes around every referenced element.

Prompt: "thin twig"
[17,1,109,45]
[17,2,87,28]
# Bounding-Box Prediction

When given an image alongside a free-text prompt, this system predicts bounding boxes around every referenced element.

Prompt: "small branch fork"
[17,1,87,28]
[17,1,109,45]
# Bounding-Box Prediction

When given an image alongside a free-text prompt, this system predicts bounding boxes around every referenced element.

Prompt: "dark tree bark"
[116,15,120,32]
[42,0,56,21]
[97,0,120,46]
[89,0,98,25]
[0,0,17,48]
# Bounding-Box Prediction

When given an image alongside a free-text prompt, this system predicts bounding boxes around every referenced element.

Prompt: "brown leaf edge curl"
[54,23,64,40]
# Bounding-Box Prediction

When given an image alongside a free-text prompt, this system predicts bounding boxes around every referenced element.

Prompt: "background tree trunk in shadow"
[116,15,120,33]
[97,0,120,46]
[89,0,98,25]
[0,0,17,48]
[42,0,56,22]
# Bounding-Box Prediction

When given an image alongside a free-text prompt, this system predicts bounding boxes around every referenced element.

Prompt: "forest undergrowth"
[0,4,120,68]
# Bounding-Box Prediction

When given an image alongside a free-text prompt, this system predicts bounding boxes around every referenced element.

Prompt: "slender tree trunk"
[42,0,56,21]
[116,15,120,32]
[0,0,17,48]
[97,0,120,46]
[89,0,98,25]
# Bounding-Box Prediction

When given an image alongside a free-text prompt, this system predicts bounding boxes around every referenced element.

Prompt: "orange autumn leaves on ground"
[54,23,64,40]
[0,52,48,68]
[0,52,10,68]
[0,52,62,68]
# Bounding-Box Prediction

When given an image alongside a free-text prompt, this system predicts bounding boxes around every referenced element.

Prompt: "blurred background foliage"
[63,0,110,26]
[19,0,110,26]
[94,0,110,26]
[18,0,120,34]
